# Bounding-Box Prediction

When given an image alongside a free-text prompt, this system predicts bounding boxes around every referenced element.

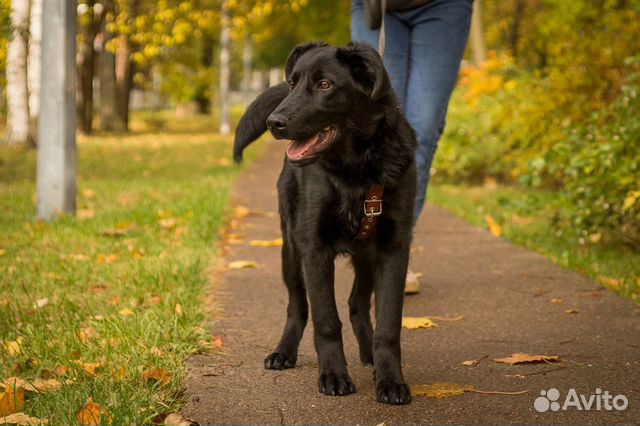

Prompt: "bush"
[547,62,640,247]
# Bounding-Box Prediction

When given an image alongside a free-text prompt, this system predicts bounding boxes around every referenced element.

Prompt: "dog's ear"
[336,43,389,101]
[285,42,328,79]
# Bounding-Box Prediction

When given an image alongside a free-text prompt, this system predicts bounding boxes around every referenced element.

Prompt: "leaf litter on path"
[249,238,283,247]
[402,315,464,329]
[411,382,529,399]
[494,353,561,365]
[228,260,258,269]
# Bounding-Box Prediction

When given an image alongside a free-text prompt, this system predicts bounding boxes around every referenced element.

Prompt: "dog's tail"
[233,82,288,163]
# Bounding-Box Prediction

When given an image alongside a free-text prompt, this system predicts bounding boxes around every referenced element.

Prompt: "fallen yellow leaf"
[402,317,438,329]
[97,254,118,264]
[213,336,224,348]
[4,338,24,357]
[73,361,102,379]
[494,353,560,365]
[0,412,48,425]
[484,215,503,237]
[78,327,98,345]
[228,260,258,269]
[77,398,111,426]
[564,308,579,315]
[164,413,198,426]
[174,303,184,317]
[158,218,179,229]
[142,367,171,387]
[118,308,135,317]
[234,206,251,219]
[82,189,96,199]
[412,382,529,398]
[249,238,283,247]
[598,276,622,289]
[462,360,475,366]
[0,378,62,393]
[33,298,49,309]
[411,382,471,398]
[77,209,96,220]
[0,387,25,417]
[0,249,5,257]
[549,298,563,304]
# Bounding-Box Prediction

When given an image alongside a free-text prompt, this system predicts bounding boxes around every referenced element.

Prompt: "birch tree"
[5,0,30,145]
[28,0,42,141]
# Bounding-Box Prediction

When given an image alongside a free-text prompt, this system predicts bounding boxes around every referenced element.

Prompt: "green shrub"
[547,63,640,247]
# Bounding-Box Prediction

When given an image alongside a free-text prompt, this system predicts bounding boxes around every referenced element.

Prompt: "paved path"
[183,145,640,425]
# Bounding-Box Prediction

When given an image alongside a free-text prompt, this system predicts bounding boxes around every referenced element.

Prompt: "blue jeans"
[351,0,472,222]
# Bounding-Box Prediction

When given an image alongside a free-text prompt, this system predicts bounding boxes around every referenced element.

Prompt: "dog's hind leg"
[264,241,308,370]
[349,251,374,366]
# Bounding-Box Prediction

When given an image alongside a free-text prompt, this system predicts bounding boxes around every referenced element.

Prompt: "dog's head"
[266,42,392,165]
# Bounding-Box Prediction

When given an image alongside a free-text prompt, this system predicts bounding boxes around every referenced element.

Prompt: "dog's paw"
[264,352,295,370]
[376,381,411,405]
[318,371,356,396]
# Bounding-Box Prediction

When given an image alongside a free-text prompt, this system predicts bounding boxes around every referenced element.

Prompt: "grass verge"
[430,184,640,302]
[0,114,253,424]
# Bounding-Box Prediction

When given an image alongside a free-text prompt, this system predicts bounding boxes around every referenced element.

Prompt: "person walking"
[351,0,473,294]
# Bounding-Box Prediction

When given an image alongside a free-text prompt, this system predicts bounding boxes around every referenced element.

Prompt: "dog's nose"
[267,114,288,131]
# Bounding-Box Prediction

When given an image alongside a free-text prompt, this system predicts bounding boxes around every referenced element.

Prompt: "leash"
[355,0,387,240]
[378,0,386,58]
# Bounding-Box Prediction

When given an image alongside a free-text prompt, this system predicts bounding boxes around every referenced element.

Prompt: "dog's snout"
[267,114,288,131]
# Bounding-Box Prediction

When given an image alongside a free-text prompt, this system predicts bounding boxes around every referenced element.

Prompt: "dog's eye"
[318,80,332,90]
[287,80,294,90]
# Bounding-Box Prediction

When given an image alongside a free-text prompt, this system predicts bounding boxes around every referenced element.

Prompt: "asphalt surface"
[182,144,640,425]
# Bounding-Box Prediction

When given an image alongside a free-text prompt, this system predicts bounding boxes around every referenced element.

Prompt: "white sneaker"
[405,270,422,294]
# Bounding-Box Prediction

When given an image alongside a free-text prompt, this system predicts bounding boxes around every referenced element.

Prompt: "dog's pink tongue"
[287,135,318,160]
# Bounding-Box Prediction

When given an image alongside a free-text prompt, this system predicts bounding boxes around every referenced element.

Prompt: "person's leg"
[404,0,472,222]
[351,0,410,105]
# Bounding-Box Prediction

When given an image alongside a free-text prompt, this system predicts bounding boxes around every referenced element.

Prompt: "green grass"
[430,184,640,302]
[0,113,255,424]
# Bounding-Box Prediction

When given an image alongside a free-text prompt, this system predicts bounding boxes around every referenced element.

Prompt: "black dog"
[233,42,417,405]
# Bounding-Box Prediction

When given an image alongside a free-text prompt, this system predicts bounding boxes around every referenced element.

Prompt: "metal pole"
[37,0,77,220]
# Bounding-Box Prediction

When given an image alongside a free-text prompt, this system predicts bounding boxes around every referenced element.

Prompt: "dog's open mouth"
[286,126,337,163]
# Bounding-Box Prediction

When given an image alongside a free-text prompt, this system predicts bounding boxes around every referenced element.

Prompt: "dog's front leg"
[303,250,355,396]
[373,249,412,405]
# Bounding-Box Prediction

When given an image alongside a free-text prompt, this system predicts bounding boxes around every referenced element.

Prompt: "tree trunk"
[28,0,43,143]
[98,0,123,131]
[470,0,487,66]
[76,1,106,135]
[219,0,231,135]
[509,0,525,59]
[5,0,31,145]
[115,35,134,131]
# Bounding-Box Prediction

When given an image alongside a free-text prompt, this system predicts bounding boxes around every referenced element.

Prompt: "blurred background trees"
[0,0,637,245]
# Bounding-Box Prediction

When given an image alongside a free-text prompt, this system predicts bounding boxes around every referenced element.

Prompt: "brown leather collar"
[355,184,384,240]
